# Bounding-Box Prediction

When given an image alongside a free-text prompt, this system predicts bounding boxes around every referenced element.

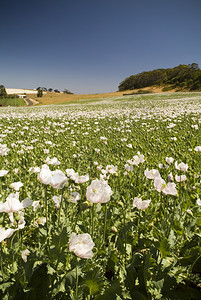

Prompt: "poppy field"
[0,92,201,299]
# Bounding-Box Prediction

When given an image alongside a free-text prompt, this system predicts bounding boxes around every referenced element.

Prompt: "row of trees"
[118,63,201,91]
[36,87,73,94]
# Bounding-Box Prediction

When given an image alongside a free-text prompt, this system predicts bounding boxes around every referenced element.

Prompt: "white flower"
[86,179,112,203]
[45,156,60,165]
[175,175,187,182]
[105,165,118,174]
[167,123,176,129]
[75,174,89,184]
[154,177,177,196]
[69,192,81,203]
[38,164,52,184]
[166,157,174,164]
[167,172,174,182]
[39,164,67,189]
[52,195,61,208]
[44,149,49,154]
[21,249,30,262]
[127,144,132,149]
[195,146,201,152]
[0,170,8,177]
[50,170,68,189]
[10,181,23,191]
[175,161,188,172]
[28,166,40,173]
[66,169,89,183]
[0,193,32,213]
[196,199,201,206]
[0,144,10,156]
[69,232,95,259]
[37,217,46,226]
[0,227,17,242]
[133,197,151,210]
[32,201,41,211]
[125,164,133,172]
[144,168,160,179]
[127,153,145,166]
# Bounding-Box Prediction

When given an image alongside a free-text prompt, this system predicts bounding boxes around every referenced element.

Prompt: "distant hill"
[118,63,201,92]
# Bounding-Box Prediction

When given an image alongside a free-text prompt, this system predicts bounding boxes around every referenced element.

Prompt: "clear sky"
[0,0,201,94]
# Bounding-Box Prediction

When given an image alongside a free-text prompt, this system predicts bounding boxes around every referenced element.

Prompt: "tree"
[188,63,200,70]
[48,88,53,92]
[0,85,7,97]
[37,89,43,97]
[63,89,73,94]
[54,89,60,93]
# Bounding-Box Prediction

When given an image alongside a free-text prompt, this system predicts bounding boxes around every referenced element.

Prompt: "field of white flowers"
[0,92,201,299]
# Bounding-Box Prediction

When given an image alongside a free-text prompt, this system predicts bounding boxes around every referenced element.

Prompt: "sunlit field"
[0,92,201,299]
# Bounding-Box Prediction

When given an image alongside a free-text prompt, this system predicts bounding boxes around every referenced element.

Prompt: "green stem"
[75,259,79,300]
[45,187,50,255]
[58,190,64,226]
[0,244,5,281]
[91,204,95,239]
[103,203,107,243]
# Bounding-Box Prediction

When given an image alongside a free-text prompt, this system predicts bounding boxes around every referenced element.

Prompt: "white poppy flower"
[0,227,17,242]
[196,199,201,206]
[133,197,151,210]
[21,249,30,262]
[38,164,52,185]
[28,167,40,173]
[165,157,174,164]
[0,193,32,213]
[39,164,67,189]
[45,156,60,165]
[69,192,81,203]
[10,181,23,191]
[52,195,61,208]
[50,170,68,189]
[154,177,177,196]
[125,164,133,172]
[105,165,118,174]
[86,179,112,203]
[69,232,95,259]
[175,161,188,172]
[175,175,187,182]
[0,170,8,177]
[75,174,89,184]
[32,201,41,211]
[144,168,160,179]
[195,146,201,152]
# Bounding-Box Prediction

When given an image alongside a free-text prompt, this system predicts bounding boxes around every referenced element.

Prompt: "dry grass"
[27,85,177,105]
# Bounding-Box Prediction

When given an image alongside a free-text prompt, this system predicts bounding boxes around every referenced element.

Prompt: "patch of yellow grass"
[27,86,176,105]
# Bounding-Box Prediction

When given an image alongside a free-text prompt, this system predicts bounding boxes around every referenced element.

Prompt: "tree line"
[118,63,201,92]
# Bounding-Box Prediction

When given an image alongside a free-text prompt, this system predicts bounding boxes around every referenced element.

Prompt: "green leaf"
[95,280,122,300]
[84,279,100,295]
[158,237,170,258]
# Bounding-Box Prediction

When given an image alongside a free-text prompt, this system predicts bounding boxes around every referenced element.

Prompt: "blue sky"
[0,0,201,94]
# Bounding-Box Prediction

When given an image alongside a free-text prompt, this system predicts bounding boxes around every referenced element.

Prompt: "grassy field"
[0,97,25,107]
[28,85,177,106]
[0,92,201,299]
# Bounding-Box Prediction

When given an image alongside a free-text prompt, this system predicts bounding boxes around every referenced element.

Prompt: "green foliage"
[119,63,201,91]
[37,89,43,98]
[0,93,201,298]
[0,85,7,97]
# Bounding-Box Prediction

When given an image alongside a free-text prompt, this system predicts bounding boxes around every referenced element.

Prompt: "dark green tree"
[0,85,7,97]
[63,89,73,94]
[37,89,43,97]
